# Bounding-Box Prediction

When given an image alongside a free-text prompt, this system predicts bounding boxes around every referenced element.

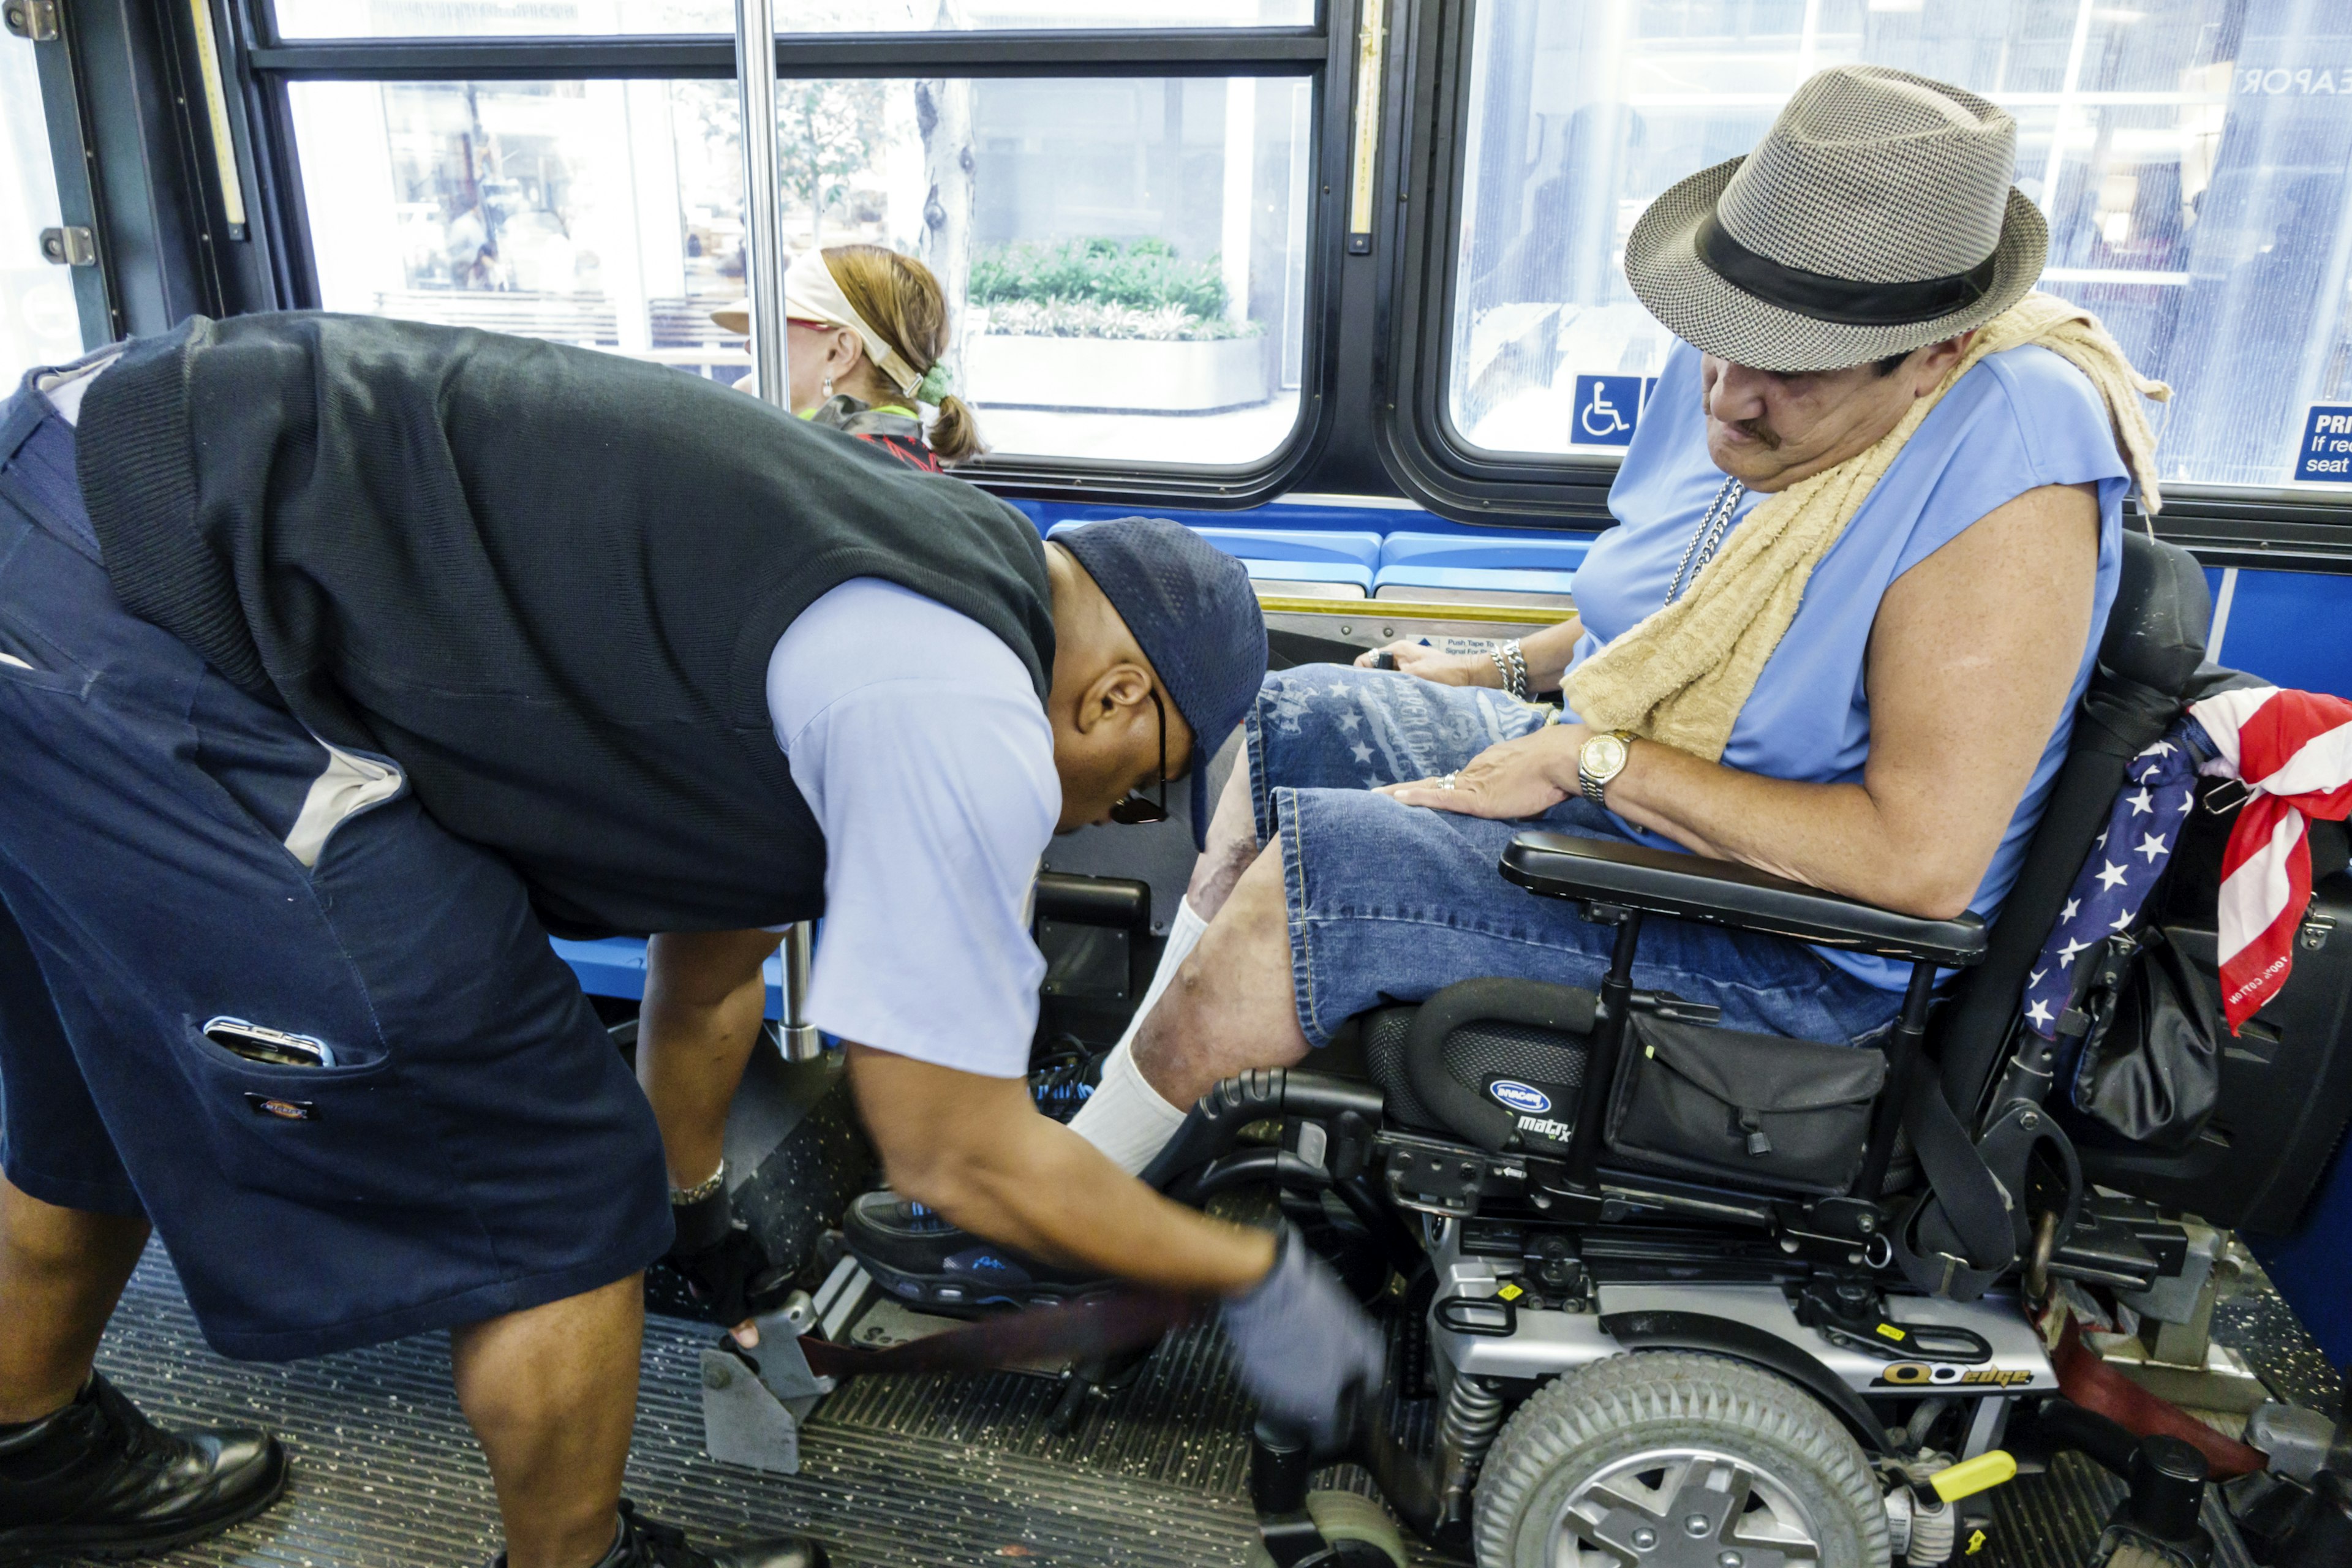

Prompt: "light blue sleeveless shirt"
[1561,341,2128,991]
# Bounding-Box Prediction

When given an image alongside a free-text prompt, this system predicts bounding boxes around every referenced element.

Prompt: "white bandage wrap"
[1066,895,1208,1174]
[785,250,923,398]
[1067,1036,1186,1177]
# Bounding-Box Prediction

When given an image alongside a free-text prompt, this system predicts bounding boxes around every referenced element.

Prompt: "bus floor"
[70,1246,2342,1568]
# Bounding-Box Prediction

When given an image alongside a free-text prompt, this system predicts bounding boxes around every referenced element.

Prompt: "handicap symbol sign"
[2297,404,2352,483]
[1571,374,1650,448]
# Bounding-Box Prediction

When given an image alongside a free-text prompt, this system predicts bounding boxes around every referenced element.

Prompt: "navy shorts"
[1248,665,1905,1049]
[0,375,673,1361]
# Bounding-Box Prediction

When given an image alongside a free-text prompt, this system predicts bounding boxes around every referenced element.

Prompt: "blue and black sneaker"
[841,1190,1112,1317]
[1027,1042,1106,1124]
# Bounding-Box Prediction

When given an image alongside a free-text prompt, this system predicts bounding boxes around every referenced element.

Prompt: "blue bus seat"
[1373,531,1589,606]
[555,935,791,1020]
[1235,559,1370,597]
[1047,519,1379,595]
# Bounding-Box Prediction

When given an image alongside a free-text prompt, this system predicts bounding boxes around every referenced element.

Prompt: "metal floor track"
[74,1250,2335,1567]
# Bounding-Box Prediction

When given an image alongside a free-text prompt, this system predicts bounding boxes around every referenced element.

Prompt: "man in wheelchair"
[848,65,2352,1568]
[1093,66,2146,1161]
[866,63,2140,1218]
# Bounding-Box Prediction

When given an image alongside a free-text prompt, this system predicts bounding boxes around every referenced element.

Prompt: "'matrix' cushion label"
[1484,1076,1575,1150]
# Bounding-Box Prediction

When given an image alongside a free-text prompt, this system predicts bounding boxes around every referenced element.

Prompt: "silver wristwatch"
[1577,730,1635,807]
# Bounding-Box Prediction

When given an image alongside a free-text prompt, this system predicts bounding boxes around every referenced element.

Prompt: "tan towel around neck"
[1562,292,2170,763]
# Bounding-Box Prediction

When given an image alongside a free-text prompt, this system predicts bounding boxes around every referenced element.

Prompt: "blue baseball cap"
[1049,517,1267,849]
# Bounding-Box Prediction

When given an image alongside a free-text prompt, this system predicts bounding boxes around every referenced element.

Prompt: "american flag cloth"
[2019,723,2201,1040]
[2187,686,2352,1031]
[2021,686,2352,1041]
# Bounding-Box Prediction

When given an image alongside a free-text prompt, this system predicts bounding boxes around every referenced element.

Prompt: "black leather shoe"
[0,1371,288,1565]
[842,1189,1110,1316]
[490,1499,826,1568]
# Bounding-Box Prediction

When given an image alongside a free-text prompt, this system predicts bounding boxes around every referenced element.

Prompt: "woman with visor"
[642,244,989,1328]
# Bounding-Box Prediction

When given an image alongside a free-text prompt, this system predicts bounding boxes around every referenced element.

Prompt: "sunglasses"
[1107,687,1170,827]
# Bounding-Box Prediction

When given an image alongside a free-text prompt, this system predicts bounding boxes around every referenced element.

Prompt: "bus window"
[288,73,1314,469]
[270,0,1314,39]
[1448,1,2352,494]
[0,38,83,385]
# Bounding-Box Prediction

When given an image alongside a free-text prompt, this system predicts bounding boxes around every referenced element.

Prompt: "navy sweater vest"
[76,313,1054,938]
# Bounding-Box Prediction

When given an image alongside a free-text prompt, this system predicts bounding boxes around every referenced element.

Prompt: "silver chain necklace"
[1662,475,1747,608]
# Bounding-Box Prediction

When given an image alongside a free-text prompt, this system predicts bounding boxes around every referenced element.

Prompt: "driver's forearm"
[919,1114,1275,1295]
[1516,614,1584,692]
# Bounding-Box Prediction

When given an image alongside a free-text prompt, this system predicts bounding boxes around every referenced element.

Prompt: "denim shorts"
[1247,665,1903,1049]
[0,375,673,1360]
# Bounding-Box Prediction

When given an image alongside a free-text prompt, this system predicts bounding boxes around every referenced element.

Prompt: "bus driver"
[0,326,1381,1568]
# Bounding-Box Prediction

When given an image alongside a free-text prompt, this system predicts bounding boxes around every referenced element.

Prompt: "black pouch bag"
[1605,1014,1887,1194]
[2068,925,2224,1153]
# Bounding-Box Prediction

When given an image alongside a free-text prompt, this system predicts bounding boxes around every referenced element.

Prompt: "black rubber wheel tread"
[1471,1350,1890,1568]
[1244,1490,1409,1568]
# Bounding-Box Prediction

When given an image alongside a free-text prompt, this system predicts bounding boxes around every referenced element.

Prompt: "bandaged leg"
[1075,846,1315,1176]
[1066,895,1205,1174]
[1185,753,1263,923]
[1065,1035,1187,1177]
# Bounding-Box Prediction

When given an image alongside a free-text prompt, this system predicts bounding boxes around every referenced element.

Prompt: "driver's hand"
[1381,724,1587,821]
[1220,1225,1385,1454]
[1353,641,1497,687]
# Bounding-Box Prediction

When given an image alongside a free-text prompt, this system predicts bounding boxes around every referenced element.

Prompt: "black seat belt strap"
[1891,1069,2016,1300]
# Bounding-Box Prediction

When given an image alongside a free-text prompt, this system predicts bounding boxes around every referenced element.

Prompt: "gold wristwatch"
[1577,730,1636,807]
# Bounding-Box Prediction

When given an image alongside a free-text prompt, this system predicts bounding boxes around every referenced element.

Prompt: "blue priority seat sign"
[2297,404,2352,482]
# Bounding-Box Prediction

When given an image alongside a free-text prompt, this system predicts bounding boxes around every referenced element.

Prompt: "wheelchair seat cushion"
[1363,1005,1590,1140]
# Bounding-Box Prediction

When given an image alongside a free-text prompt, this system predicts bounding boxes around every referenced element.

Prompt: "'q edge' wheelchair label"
[1872,1362,2037,1389]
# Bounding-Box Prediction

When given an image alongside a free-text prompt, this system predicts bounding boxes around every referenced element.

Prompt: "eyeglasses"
[1107,687,1170,827]
[784,315,839,333]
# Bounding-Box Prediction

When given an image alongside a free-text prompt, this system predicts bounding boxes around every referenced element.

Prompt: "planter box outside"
[966,334,1268,413]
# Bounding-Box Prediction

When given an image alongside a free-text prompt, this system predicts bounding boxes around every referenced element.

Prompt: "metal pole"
[734,0,786,407]
[780,922,821,1061]
[734,0,822,1063]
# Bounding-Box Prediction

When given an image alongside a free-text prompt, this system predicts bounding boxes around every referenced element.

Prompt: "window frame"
[1371,0,2352,566]
[221,0,1360,509]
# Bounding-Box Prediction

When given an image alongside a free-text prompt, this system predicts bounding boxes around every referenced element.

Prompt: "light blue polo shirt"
[767,578,1059,1077]
[1561,341,2129,990]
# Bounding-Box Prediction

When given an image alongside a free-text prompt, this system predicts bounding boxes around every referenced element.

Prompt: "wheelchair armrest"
[1500,832,1988,969]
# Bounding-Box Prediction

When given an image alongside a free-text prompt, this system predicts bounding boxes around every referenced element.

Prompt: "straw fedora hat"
[1623,64,2048,372]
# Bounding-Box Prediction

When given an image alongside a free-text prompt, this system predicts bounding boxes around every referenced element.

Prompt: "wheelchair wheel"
[1245,1491,1408,1568]
[2096,1543,2193,1568]
[1473,1351,1891,1568]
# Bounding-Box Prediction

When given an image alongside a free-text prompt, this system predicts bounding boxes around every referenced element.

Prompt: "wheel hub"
[1550,1446,1824,1567]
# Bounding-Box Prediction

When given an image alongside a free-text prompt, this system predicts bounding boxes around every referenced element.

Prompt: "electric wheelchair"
[1132,530,2352,1567]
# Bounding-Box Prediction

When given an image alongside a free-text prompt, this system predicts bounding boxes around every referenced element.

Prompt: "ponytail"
[927,394,985,464]
[823,244,987,465]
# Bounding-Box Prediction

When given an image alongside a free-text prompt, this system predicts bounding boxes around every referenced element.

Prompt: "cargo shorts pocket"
[181,1017,462,1210]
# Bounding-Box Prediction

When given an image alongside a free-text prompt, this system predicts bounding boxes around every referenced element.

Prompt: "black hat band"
[1695,212,2000,329]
